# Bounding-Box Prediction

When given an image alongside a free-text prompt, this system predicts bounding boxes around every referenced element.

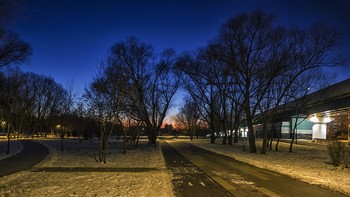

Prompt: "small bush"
[327,140,344,167]
[343,143,350,168]
[327,140,350,167]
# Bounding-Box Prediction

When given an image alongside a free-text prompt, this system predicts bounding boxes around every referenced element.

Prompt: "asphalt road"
[0,140,49,177]
[162,139,347,197]
[160,140,232,197]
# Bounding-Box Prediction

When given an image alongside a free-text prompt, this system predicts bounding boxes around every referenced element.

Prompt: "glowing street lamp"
[1,121,5,135]
[309,115,318,123]
[1,121,5,130]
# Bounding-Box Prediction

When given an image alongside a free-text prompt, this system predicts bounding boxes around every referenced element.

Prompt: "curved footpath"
[0,140,49,177]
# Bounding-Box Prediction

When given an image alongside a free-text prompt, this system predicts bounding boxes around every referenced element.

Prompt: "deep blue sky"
[10,0,350,94]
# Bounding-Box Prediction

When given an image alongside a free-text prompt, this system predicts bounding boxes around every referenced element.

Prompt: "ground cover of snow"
[179,138,350,196]
[1,137,349,196]
[0,138,174,197]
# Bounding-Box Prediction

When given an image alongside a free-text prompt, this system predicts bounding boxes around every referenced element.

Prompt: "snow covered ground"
[179,138,350,196]
[1,137,349,196]
[0,138,174,197]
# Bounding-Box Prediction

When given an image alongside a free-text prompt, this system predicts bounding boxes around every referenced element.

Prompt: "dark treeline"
[174,10,342,153]
[84,37,181,162]
[0,8,343,159]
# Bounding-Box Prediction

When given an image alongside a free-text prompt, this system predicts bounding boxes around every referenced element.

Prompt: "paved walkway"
[0,140,49,177]
[160,140,232,197]
[163,139,347,197]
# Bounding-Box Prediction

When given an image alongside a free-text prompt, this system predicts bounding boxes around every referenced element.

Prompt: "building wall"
[264,117,313,139]
[280,119,313,139]
[326,114,349,139]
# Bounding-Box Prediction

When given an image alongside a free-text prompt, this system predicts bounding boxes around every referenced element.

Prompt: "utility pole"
[348,113,350,142]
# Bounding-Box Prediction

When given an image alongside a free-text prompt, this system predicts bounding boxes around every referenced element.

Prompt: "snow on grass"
[179,138,350,196]
[0,138,174,197]
[2,136,349,196]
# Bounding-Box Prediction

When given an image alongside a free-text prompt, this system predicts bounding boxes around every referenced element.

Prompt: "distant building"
[255,78,350,140]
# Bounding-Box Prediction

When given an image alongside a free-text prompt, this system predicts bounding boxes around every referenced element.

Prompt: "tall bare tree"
[0,68,69,154]
[108,37,180,147]
[0,30,31,67]
[177,50,223,144]
[175,97,200,140]
[0,0,31,68]
[216,10,342,153]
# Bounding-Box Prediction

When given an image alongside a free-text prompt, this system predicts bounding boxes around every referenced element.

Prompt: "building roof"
[306,78,350,107]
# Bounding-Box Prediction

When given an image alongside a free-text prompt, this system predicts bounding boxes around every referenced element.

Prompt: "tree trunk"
[289,131,295,152]
[222,132,227,145]
[234,128,239,143]
[247,122,257,153]
[210,135,216,144]
[6,124,10,155]
[241,136,247,151]
[228,131,233,146]
[135,129,140,147]
[122,128,127,154]
[275,138,280,152]
[103,124,114,162]
[60,134,64,151]
[154,128,157,148]
[147,126,157,148]
[261,120,268,154]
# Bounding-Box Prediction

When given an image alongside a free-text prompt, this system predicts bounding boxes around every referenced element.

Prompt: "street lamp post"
[348,124,350,142]
[348,114,350,142]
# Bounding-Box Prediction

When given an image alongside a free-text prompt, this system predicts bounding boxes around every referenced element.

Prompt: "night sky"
[9,0,350,93]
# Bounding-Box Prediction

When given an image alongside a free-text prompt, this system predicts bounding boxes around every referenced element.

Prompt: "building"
[255,78,350,140]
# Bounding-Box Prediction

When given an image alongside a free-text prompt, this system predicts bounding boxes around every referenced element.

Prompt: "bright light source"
[323,117,333,123]
[309,115,318,123]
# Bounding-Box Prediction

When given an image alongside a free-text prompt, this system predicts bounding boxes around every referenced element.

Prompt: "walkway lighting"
[323,117,333,123]
[308,115,332,123]
[309,115,318,123]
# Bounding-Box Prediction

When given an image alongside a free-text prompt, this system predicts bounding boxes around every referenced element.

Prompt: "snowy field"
[0,138,174,197]
[179,138,350,196]
[1,137,350,196]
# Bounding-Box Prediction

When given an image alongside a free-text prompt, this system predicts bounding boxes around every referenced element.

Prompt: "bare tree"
[108,37,180,147]
[0,30,31,67]
[0,0,31,68]
[0,0,31,146]
[216,10,342,153]
[284,71,335,152]
[175,97,200,140]
[84,70,122,162]
[177,43,245,145]
[176,51,223,144]
[0,67,69,154]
